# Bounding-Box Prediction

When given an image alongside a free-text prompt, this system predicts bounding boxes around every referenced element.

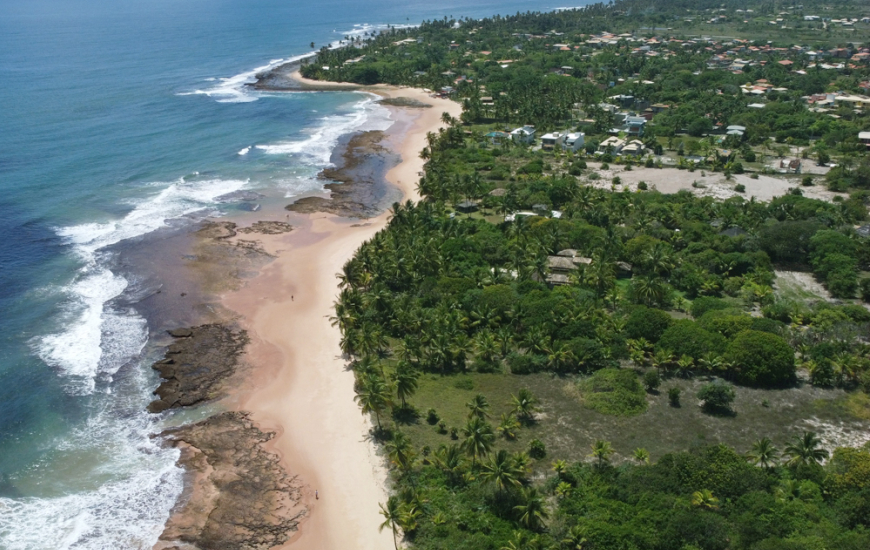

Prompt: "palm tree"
[691,489,719,510]
[511,389,539,423]
[551,459,568,477]
[783,431,829,467]
[480,449,523,490]
[590,440,613,468]
[747,437,779,469]
[633,448,650,465]
[461,417,495,467]
[354,373,392,429]
[392,364,419,408]
[497,413,521,441]
[379,496,402,550]
[387,431,416,474]
[562,525,588,550]
[513,487,549,531]
[500,530,538,550]
[432,444,465,484]
[466,393,490,420]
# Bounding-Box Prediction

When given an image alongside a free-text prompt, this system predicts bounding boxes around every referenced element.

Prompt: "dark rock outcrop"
[159,412,307,550]
[148,324,249,413]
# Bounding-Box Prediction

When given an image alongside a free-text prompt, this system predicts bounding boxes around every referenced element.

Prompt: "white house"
[564,132,585,152]
[860,131,870,149]
[541,132,566,150]
[511,125,536,144]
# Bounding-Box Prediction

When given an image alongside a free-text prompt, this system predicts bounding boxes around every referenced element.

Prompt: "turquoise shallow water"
[0,0,567,547]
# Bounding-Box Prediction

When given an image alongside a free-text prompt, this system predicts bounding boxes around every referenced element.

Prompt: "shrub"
[427,409,440,424]
[735,184,746,192]
[802,176,814,187]
[566,337,609,372]
[643,370,661,392]
[749,317,784,335]
[690,297,730,319]
[697,309,753,338]
[638,181,648,190]
[840,304,870,323]
[507,352,546,375]
[577,368,647,416]
[668,386,682,407]
[658,320,727,360]
[625,306,673,343]
[453,376,475,390]
[725,330,796,387]
[743,150,756,162]
[528,439,547,459]
[612,176,622,185]
[861,279,870,302]
[588,172,600,180]
[698,381,736,413]
[437,421,447,434]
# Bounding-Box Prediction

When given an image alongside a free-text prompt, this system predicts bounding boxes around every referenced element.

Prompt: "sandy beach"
[216,86,461,550]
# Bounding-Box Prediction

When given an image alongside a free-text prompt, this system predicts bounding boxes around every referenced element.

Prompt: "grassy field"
[393,368,870,470]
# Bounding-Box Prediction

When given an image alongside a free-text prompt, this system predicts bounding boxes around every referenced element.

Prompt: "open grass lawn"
[394,369,870,471]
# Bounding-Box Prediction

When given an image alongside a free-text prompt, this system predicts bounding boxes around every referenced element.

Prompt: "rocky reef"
[148,324,249,413]
[158,412,307,550]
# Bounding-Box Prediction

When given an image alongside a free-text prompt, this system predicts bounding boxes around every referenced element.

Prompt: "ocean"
[0,0,571,547]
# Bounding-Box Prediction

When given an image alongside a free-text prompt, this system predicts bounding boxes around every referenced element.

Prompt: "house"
[624,116,647,137]
[544,250,592,286]
[484,131,509,144]
[860,131,870,149]
[598,136,625,154]
[779,158,802,174]
[621,140,645,156]
[564,133,585,152]
[726,125,746,137]
[510,126,536,144]
[541,132,566,150]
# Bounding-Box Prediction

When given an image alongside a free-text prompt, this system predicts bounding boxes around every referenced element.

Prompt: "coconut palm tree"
[511,389,539,424]
[461,417,495,467]
[379,496,402,550]
[633,448,650,465]
[391,363,419,408]
[432,444,465,484]
[466,393,491,420]
[386,431,416,474]
[497,413,521,441]
[783,431,829,467]
[513,487,549,531]
[747,437,779,469]
[562,525,588,550]
[480,449,523,491]
[590,440,613,468]
[551,459,568,477]
[354,373,392,429]
[691,489,719,510]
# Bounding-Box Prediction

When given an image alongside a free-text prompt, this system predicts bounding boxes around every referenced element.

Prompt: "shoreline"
[157,86,460,549]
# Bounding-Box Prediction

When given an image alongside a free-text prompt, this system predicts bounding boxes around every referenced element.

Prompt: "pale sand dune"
[222,88,461,550]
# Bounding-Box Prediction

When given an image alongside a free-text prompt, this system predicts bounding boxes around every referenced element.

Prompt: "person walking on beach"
[315,490,318,500]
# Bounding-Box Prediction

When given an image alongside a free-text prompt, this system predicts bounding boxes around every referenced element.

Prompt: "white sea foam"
[38,177,248,393]
[238,146,251,155]
[180,52,315,104]
[0,406,183,550]
[256,93,392,169]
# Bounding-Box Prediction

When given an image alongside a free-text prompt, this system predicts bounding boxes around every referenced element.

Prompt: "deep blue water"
[0,0,571,547]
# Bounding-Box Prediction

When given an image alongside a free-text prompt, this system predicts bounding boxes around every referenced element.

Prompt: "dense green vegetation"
[305,0,870,184]
[321,1,870,548]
